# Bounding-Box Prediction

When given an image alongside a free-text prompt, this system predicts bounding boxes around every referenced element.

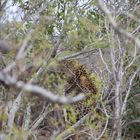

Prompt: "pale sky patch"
[3,0,23,22]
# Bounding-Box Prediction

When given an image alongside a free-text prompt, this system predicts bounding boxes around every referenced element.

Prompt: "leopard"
[59,60,99,120]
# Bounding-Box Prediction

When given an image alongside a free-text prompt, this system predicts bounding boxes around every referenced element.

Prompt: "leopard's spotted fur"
[59,60,98,120]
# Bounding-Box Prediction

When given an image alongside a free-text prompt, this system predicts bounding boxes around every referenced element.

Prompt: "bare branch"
[0,39,12,54]
[99,48,111,74]
[22,104,31,140]
[30,104,51,131]
[16,30,33,60]
[0,71,85,104]
[96,93,109,140]
[121,65,140,114]
[7,92,23,135]
[98,0,140,49]
[55,113,91,140]
[60,47,98,61]
[123,44,137,73]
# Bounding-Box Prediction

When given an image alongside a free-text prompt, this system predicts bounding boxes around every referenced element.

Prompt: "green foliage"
[4,126,29,140]
[125,98,140,137]
[124,76,140,137]
[85,110,105,129]
[64,104,77,124]
[90,73,102,91]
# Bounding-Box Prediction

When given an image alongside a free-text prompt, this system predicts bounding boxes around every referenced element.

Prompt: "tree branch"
[98,0,140,49]
[0,71,85,104]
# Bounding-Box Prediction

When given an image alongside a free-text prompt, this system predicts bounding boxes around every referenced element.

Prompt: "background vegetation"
[0,0,140,140]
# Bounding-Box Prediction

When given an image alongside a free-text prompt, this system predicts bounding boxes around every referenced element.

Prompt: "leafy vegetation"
[0,0,140,139]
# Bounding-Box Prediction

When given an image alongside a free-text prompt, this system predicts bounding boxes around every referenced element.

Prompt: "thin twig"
[98,0,140,49]
[121,65,140,114]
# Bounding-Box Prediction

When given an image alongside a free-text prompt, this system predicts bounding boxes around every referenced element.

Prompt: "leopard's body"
[59,60,98,120]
